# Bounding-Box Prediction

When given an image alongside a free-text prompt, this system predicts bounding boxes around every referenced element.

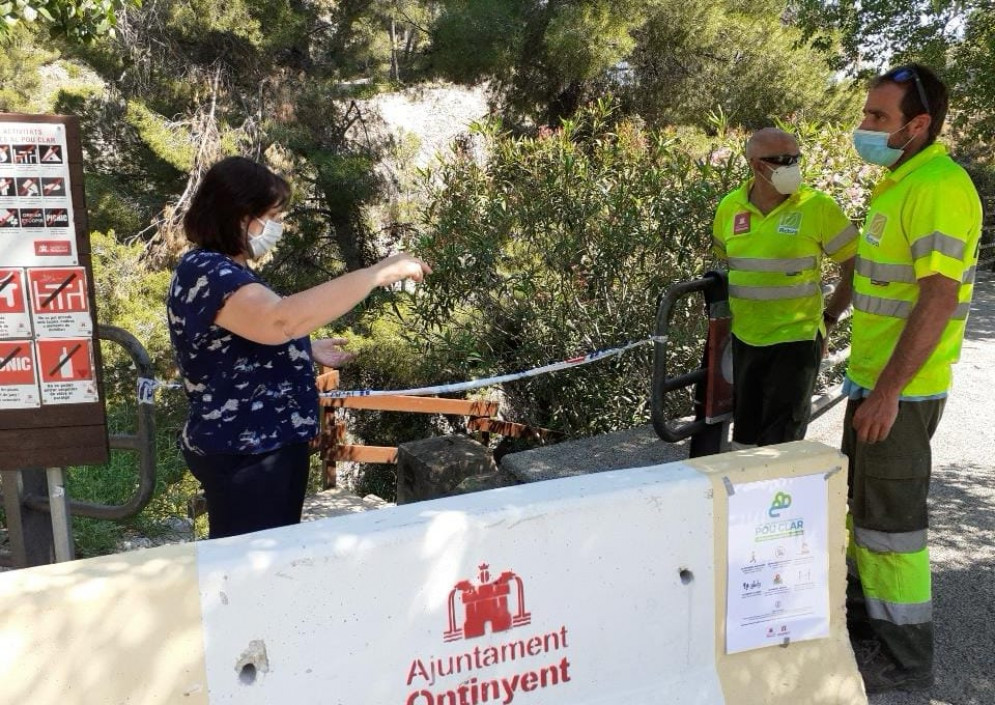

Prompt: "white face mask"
[767,164,803,195]
[248,218,284,258]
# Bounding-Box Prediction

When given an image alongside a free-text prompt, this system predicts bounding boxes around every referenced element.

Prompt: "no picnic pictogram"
[0,340,37,385]
[444,563,532,642]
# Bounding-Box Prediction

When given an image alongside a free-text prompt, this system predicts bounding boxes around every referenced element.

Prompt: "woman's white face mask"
[248,218,284,258]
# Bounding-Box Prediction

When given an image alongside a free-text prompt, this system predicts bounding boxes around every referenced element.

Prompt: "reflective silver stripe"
[728,283,820,300]
[853,292,912,318]
[963,265,976,284]
[713,237,726,253]
[854,527,927,553]
[727,256,817,273]
[854,292,971,320]
[855,257,916,284]
[865,597,932,626]
[911,231,966,260]
[825,224,859,256]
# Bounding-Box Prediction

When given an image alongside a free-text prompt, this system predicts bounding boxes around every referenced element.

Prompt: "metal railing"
[0,325,156,568]
[651,274,851,447]
[650,272,727,445]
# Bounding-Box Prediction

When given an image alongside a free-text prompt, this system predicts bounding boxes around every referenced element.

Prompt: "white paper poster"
[0,122,77,266]
[725,472,830,654]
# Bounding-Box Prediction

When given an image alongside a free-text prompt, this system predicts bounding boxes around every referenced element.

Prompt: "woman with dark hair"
[167,156,430,538]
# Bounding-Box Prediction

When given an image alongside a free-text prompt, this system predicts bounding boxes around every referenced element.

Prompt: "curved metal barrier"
[0,324,157,568]
[652,273,852,449]
[650,271,729,448]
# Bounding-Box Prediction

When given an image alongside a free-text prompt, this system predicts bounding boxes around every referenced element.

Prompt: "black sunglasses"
[888,67,931,116]
[759,154,801,167]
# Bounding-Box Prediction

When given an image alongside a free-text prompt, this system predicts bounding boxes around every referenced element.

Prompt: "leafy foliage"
[0,0,140,43]
[431,0,858,129]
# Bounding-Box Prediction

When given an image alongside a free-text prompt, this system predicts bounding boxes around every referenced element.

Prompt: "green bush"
[63,231,195,555]
[356,102,882,440]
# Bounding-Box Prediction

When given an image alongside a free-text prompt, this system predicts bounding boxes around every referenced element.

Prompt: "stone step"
[302,488,393,522]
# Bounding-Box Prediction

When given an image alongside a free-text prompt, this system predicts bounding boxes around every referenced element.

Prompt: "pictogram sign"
[35,337,98,404]
[0,339,40,408]
[27,266,92,337]
[0,267,31,338]
[0,115,106,468]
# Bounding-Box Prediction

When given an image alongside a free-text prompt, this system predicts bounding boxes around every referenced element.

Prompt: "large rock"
[395,435,499,504]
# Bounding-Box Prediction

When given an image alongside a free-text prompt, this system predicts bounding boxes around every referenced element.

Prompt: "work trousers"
[184,442,311,539]
[731,335,822,446]
[842,397,945,676]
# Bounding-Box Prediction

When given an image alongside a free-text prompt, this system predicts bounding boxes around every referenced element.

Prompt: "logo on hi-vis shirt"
[777,212,802,235]
[865,213,888,246]
[733,211,751,235]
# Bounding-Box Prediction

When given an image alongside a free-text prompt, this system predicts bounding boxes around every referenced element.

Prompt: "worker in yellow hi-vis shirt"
[844,64,982,695]
[712,127,857,449]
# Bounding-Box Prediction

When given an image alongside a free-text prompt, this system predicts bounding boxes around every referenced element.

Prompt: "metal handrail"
[650,273,726,443]
[21,324,157,520]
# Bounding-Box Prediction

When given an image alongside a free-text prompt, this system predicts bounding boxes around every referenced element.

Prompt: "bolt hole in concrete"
[679,568,694,585]
[235,639,270,686]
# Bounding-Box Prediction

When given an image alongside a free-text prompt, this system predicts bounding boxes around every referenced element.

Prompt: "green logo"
[865,213,887,245]
[777,212,802,234]
[768,491,792,518]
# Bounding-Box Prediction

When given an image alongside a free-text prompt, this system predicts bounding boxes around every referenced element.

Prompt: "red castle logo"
[444,564,532,642]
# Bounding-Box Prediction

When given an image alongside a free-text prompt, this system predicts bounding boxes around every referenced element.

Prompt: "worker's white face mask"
[248,218,284,258]
[767,164,802,195]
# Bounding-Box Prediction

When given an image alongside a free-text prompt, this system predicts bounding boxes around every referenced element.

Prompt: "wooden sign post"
[0,114,108,566]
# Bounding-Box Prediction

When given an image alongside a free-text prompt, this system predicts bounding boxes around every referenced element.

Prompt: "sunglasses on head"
[759,154,801,167]
[888,67,931,116]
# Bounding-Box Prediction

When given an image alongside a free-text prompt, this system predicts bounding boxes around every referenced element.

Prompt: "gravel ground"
[806,270,995,705]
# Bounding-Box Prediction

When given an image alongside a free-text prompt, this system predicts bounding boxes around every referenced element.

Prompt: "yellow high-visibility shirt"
[847,143,983,396]
[712,182,858,346]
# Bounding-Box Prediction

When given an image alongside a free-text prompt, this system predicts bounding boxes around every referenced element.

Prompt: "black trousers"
[184,442,311,539]
[731,335,822,446]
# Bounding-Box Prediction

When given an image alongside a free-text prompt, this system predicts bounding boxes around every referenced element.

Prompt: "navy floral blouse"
[167,250,319,455]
